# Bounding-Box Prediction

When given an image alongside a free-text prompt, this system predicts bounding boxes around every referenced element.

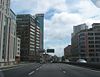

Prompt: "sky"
[11,0,100,57]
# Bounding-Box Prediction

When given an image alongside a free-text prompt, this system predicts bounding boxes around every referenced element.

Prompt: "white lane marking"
[28,71,35,75]
[63,71,66,73]
[36,68,39,71]
[1,67,18,71]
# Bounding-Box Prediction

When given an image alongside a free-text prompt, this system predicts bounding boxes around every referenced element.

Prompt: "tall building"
[73,23,88,36]
[35,24,41,61]
[8,9,17,64]
[71,23,100,63]
[64,45,72,60]
[35,14,44,49]
[71,23,88,61]
[0,0,17,66]
[16,14,41,61]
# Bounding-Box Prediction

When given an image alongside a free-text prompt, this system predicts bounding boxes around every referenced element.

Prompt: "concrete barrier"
[64,62,100,70]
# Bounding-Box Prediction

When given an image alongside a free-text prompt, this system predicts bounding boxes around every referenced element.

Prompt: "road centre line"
[63,71,66,73]
[28,71,35,75]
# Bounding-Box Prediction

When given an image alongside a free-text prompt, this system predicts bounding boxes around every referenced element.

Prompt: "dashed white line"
[36,68,39,71]
[63,71,66,73]
[28,71,35,75]
[28,66,41,76]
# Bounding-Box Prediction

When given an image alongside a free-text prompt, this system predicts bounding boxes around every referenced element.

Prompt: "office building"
[64,45,72,60]
[0,0,16,66]
[35,14,44,49]
[8,9,17,64]
[16,14,41,61]
[0,0,17,66]
[71,23,100,63]
[73,23,88,36]
[71,23,88,61]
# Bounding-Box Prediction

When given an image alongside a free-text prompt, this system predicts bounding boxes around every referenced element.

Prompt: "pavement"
[0,63,100,77]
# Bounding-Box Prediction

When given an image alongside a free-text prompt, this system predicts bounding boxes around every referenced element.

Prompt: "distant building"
[64,45,72,60]
[35,14,44,49]
[16,14,41,61]
[73,23,88,36]
[0,0,17,66]
[71,23,100,63]
[15,37,21,63]
[71,23,88,61]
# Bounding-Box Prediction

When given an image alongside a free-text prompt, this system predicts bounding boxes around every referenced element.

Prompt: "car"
[77,59,87,63]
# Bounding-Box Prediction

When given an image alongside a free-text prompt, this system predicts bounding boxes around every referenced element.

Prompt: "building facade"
[71,23,100,63]
[8,9,17,64]
[15,37,20,63]
[16,14,41,61]
[64,45,72,60]
[35,14,44,49]
[73,23,88,36]
[0,0,17,66]
[71,23,88,61]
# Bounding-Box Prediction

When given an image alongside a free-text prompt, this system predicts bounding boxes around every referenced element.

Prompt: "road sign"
[47,49,54,53]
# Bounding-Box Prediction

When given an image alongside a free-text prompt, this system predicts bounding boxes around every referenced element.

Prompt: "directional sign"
[47,49,55,53]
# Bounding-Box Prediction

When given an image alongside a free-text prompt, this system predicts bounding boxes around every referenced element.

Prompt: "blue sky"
[11,0,100,56]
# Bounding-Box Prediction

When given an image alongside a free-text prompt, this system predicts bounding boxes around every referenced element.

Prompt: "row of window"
[81,49,100,52]
[80,45,100,48]
[79,33,100,36]
[79,37,100,40]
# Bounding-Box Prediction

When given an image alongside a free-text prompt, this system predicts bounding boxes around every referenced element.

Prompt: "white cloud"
[11,0,37,13]
[44,12,84,40]
[76,0,100,17]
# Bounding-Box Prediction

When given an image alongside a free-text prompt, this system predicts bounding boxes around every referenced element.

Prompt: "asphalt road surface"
[0,63,100,77]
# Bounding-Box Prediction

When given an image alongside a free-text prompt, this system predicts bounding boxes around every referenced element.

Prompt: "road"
[0,63,100,77]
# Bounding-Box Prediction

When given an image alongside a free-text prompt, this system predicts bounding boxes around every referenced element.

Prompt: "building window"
[95,45,100,48]
[95,33,100,35]
[88,37,94,40]
[79,33,85,37]
[96,49,100,52]
[89,49,94,52]
[95,37,100,40]
[81,50,85,52]
[88,41,94,44]
[80,45,85,48]
[18,48,20,51]
[89,45,94,48]
[95,41,100,44]
[89,53,94,56]
[88,33,93,35]
[80,38,85,40]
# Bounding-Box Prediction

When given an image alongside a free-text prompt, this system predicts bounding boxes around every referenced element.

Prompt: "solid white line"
[28,71,35,75]
[1,67,17,71]
[63,71,66,73]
